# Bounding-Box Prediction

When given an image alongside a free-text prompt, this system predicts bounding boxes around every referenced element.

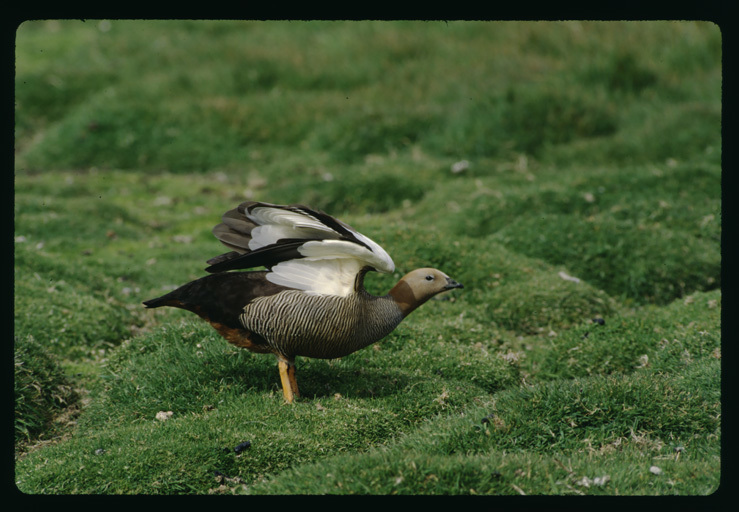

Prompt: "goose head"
[388,267,463,316]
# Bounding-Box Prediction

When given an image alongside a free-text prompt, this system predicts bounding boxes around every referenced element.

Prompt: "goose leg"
[277,356,299,403]
[287,363,300,398]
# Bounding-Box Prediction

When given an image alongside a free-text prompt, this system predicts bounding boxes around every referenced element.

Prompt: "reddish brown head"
[388,268,463,317]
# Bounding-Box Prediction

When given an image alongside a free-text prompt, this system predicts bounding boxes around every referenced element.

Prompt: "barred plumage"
[242,290,404,359]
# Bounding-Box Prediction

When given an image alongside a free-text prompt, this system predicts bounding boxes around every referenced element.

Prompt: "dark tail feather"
[142,295,178,309]
[142,271,284,328]
[143,280,205,310]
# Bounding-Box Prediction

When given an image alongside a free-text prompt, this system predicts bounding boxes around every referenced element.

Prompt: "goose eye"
[425,275,434,281]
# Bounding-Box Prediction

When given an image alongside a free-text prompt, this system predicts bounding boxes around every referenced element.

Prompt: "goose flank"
[144,201,463,403]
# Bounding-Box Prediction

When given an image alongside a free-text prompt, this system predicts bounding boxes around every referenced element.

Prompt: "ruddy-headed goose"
[144,201,463,403]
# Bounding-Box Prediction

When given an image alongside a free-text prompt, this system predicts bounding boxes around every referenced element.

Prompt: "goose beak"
[444,277,464,290]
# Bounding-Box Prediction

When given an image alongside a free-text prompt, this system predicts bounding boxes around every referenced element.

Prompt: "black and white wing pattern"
[205,202,394,297]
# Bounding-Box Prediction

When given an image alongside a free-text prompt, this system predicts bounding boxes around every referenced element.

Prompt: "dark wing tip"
[205,239,313,273]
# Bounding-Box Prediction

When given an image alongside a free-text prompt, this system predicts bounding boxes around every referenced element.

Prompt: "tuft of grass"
[579,50,659,94]
[501,84,618,156]
[492,213,720,305]
[271,167,428,215]
[533,290,721,379]
[14,335,78,444]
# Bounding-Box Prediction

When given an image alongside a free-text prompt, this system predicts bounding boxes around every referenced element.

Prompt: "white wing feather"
[299,240,393,273]
[246,205,394,297]
[247,206,338,250]
[266,258,363,297]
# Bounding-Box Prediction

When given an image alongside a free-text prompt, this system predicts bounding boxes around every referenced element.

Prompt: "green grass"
[14,335,79,444]
[14,20,721,495]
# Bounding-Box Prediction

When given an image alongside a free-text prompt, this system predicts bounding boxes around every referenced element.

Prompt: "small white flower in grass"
[576,475,610,487]
[636,354,649,368]
[594,475,610,486]
[155,411,173,421]
[153,196,172,206]
[500,351,521,363]
[451,160,469,173]
[649,465,662,475]
[558,271,581,283]
[576,476,592,487]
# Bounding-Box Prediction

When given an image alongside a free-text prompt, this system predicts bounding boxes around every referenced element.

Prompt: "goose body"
[144,201,462,403]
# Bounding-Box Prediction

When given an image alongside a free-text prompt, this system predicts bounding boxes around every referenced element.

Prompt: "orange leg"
[277,357,299,403]
[287,363,299,398]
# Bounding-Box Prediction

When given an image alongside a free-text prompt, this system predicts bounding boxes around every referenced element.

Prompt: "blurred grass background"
[14,20,721,495]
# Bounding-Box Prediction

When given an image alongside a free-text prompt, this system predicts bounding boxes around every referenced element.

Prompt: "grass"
[13,20,722,496]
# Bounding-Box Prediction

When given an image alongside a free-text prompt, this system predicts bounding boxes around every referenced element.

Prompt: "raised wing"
[205,202,394,297]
